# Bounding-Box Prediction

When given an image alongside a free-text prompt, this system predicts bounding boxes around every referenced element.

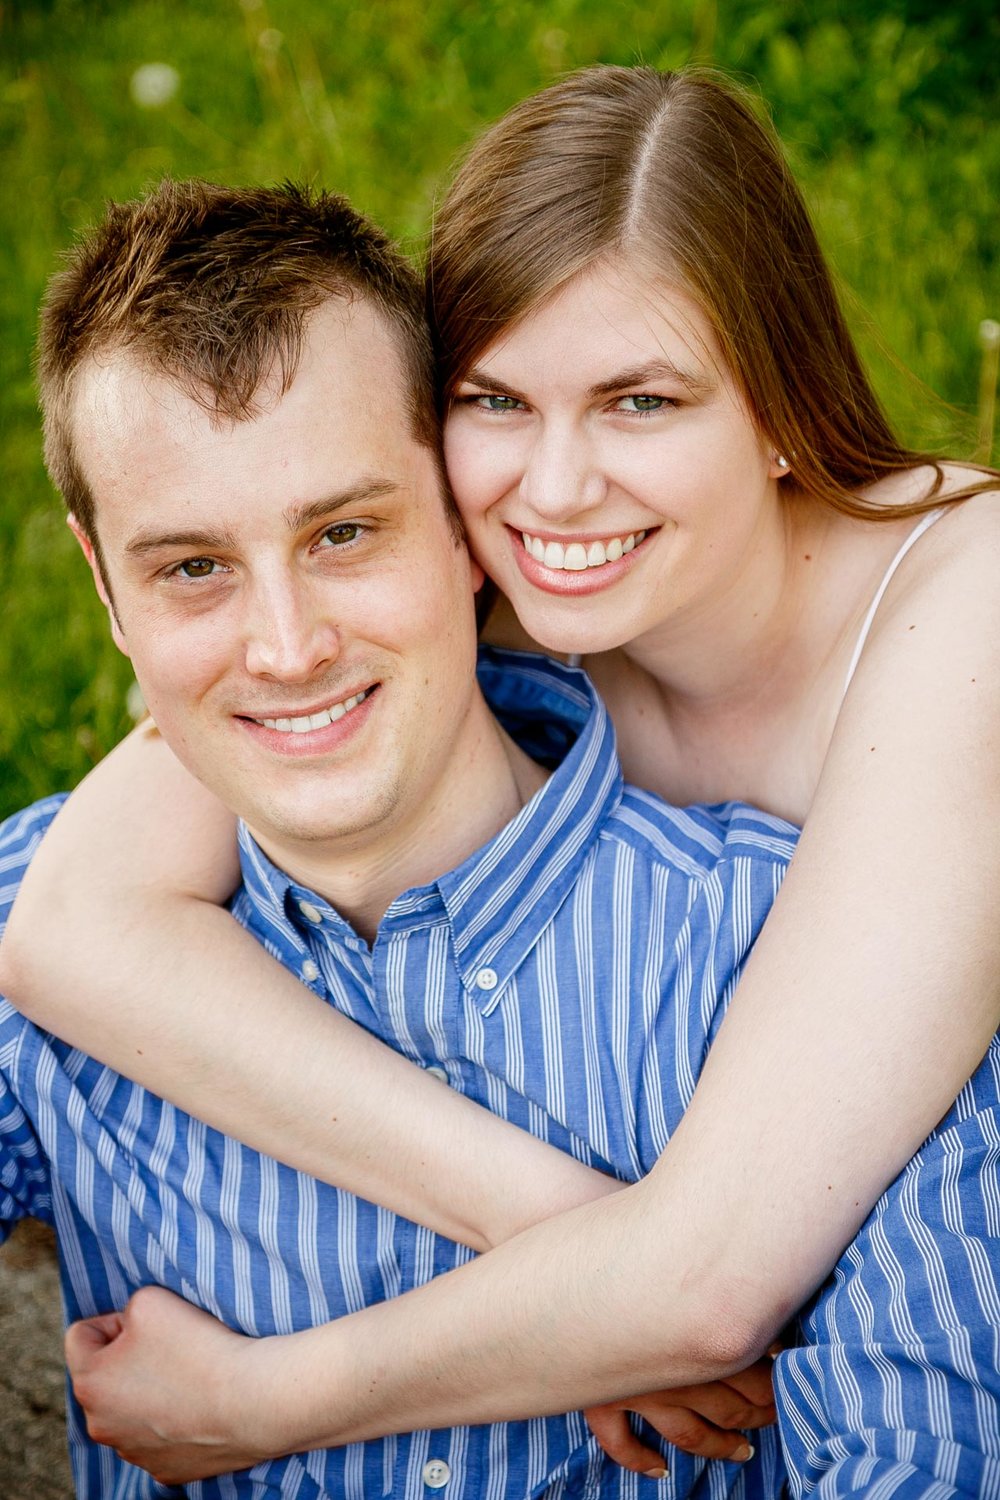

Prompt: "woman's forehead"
[469,257,728,389]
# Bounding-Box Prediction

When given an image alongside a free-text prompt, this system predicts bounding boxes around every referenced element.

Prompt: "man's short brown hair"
[38,179,443,557]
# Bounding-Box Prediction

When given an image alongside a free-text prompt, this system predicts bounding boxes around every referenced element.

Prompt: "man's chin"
[242,791,400,863]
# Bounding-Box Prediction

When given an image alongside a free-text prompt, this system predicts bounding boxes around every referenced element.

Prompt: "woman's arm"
[52,500,1000,1472]
[0,724,617,1254]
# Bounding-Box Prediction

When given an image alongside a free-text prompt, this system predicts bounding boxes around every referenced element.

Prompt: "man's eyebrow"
[586,361,713,399]
[124,481,403,557]
[125,525,239,559]
[283,481,401,532]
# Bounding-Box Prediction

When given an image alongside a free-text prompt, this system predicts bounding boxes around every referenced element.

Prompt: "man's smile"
[247,685,376,734]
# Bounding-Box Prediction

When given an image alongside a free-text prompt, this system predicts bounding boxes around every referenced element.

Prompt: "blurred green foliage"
[1,0,997,814]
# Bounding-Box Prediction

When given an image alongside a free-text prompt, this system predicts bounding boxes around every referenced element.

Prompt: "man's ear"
[67,514,129,656]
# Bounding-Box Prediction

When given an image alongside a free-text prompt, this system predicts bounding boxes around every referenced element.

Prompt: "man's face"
[71,299,483,870]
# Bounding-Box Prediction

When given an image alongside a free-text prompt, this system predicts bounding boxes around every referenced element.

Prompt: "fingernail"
[767,1342,783,1359]
[735,1442,755,1462]
[643,1466,669,1479]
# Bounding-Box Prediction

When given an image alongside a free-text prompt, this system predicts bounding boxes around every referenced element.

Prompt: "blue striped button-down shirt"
[12,651,997,1499]
[776,1044,1000,1498]
[0,650,792,1500]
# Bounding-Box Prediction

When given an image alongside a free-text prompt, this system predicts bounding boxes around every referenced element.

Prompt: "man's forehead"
[71,360,449,563]
[73,292,405,421]
[72,306,415,473]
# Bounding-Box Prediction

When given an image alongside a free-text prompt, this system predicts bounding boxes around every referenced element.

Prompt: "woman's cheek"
[445,424,506,519]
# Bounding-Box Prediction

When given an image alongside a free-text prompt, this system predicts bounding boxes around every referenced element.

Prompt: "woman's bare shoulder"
[863,466,1000,588]
[843,474,1000,709]
[866,459,999,515]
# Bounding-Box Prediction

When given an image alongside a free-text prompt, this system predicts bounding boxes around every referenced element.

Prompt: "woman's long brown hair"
[428,66,997,520]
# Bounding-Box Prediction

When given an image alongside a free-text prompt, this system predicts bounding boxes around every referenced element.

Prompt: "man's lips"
[236,683,378,738]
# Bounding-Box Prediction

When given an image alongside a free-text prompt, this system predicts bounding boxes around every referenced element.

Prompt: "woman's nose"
[518,421,607,523]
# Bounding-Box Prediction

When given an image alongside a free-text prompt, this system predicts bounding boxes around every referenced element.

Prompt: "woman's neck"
[585,500,886,823]
[618,495,835,709]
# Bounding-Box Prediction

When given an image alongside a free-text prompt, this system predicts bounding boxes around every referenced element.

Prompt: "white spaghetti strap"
[842,507,946,698]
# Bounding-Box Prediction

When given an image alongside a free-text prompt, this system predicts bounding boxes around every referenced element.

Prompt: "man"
[1,180,998,1500]
[0,177,788,1500]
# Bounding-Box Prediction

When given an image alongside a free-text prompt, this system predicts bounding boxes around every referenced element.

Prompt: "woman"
[3,64,998,1482]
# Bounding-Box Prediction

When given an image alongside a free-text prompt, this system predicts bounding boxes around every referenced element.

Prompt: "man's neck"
[251,696,549,944]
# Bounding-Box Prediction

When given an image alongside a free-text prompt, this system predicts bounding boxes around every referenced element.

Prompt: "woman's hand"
[584,1360,773,1475]
[65,1285,772,1484]
[66,1288,274,1484]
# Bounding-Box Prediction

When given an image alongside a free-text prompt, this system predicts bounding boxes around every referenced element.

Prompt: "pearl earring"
[775,455,789,470]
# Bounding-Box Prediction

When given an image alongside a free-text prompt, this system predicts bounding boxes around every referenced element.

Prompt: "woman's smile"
[511,524,655,594]
[445,258,779,653]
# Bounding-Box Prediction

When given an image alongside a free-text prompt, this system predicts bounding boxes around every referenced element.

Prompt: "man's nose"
[243,579,340,682]
[518,419,607,523]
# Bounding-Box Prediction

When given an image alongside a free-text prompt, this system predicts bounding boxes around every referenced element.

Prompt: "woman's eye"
[175,557,219,579]
[320,523,361,546]
[616,395,668,414]
[475,394,523,413]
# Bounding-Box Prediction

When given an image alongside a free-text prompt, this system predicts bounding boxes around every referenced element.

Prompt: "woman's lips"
[510,526,654,594]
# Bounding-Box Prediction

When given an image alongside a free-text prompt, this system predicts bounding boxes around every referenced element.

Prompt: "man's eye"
[320,523,361,546]
[176,557,218,578]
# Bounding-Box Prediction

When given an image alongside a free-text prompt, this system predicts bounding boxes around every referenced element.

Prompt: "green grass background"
[1,0,997,817]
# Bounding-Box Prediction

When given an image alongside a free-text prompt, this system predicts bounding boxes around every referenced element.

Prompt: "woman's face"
[444,257,786,657]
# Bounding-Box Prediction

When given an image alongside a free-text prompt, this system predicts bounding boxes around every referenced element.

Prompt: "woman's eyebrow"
[459,369,530,403]
[459,361,712,402]
[587,361,713,398]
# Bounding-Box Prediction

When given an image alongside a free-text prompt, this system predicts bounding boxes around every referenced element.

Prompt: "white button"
[475,967,498,991]
[301,959,320,983]
[298,900,323,924]
[425,1065,448,1084]
[422,1459,451,1488]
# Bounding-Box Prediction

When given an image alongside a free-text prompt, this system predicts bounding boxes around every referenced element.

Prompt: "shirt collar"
[438,648,621,1003]
[237,648,623,997]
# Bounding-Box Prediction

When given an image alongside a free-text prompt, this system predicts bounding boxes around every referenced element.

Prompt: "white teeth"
[257,691,367,733]
[522,530,646,571]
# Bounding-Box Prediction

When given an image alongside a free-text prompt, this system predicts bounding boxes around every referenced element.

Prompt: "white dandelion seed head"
[125,680,148,723]
[130,63,180,109]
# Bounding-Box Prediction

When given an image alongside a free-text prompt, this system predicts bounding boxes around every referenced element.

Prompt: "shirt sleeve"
[0,796,68,1241]
[0,1065,52,1242]
[776,1072,1000,1499]
[691,848,789,1050]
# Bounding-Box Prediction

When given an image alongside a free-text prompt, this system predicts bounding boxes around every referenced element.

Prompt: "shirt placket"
[367,920,486,1499]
